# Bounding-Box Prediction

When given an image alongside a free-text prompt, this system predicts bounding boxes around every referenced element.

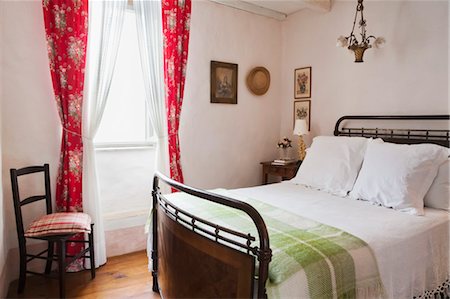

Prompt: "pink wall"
[0,2,6,292]
[105,226,147,257]
[181,1,283,189]
[280,1,449,140]
[0,1,60,293]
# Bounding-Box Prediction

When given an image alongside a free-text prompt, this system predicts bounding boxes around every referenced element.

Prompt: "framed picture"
[294,100,311,131]
[210,61,238,104]
[294,67,311,99]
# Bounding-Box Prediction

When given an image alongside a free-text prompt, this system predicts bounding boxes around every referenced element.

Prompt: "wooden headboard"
[334,115,450,148]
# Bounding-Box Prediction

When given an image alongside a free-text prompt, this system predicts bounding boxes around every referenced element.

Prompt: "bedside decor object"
[272,159,297,165]
[260,161,302,184]
[293,119,310,161]
[277,137,293,160]
[336,0,385,63]
[294,100,311,131]
[294,67,311,99]
[246,67,270,95]
[211,61,238,104]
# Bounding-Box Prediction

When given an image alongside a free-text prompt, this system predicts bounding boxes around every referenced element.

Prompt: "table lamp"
[293,119,309,161]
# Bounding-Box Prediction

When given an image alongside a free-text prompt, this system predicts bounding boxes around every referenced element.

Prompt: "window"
[94,7,157,230]
[95,9,154,148]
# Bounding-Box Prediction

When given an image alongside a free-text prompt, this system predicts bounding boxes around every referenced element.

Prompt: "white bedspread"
[229,181,450,299]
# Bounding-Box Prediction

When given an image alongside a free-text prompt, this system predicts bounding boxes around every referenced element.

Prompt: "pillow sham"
[424,157,450,211]
[349,142,449,215]
[291,136,376,196]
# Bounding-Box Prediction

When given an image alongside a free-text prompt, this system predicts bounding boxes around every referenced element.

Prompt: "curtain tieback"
[62,127,94,142]
[62,126,82,137]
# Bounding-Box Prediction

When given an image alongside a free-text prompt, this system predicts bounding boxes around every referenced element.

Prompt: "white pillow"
[291,136,376,196]
[424,157,450,211]
[350,142,449,215]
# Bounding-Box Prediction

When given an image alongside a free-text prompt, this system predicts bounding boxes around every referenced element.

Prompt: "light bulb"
[373,37,386,49]
[336,36,349,48]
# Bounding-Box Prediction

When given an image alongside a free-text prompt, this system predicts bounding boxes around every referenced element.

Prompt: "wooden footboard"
[152,173,272,299]
[150,114,450,299]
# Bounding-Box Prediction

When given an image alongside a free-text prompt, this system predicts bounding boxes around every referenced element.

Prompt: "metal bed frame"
[151,115,450,299]
[334,115,450,147]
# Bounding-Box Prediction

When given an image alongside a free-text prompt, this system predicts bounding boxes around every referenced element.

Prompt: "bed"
[149,115,450,299]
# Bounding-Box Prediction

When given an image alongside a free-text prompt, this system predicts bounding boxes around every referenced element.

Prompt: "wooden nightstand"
[260,161,302,185]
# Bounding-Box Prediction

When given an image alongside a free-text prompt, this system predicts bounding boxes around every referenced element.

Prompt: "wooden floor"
[7,251,161,299]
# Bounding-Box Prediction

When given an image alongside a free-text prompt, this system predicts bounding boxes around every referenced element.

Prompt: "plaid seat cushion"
[25,212,91,237]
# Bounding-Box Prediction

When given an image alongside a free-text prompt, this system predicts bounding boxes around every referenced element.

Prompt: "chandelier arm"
[364,35,376,44]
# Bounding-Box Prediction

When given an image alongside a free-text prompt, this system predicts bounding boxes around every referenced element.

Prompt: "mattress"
[228,181,450,299]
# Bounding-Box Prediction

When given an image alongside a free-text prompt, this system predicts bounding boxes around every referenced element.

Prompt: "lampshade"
[293,119,309,136]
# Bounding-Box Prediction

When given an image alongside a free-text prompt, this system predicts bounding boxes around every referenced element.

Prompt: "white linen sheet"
[227,182,450,299]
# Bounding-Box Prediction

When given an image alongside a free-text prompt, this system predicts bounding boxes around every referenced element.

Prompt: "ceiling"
[245,0,310,15]
[209,0,331,20]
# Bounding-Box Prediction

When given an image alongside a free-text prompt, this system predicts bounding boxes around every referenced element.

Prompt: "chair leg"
[17,244,27,293]
[89,224,96,279]
[45,240,54,274]
[57,240,66,299]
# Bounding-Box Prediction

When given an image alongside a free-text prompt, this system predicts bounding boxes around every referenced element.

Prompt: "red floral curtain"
[162,0,191,183]
[42,0,88,272]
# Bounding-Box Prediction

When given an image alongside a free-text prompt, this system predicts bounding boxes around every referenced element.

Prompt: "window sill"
[95,141,156,151]
[103,208,150,231]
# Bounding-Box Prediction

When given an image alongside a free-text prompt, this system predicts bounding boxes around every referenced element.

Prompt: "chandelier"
[337,0,385,62]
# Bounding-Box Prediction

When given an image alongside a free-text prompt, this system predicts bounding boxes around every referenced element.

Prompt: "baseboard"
[105,225,147,257]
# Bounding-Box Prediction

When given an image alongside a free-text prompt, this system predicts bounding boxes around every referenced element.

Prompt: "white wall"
[0,1,7,295]
[280,1,449,139]
[181,0,282,189]
[1,0,61,290]
[0,116,6,298]
[96,148,155,231]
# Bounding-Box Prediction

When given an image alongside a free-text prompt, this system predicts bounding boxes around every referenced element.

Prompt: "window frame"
[95,102,157,150]
[94,6,157,151]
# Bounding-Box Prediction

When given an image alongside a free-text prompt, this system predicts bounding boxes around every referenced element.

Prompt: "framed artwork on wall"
[210,61,238,104]
[294,100,311,130]
[294,67,311,99]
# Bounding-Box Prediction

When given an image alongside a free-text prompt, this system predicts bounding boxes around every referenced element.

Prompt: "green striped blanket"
[153,189,385,299]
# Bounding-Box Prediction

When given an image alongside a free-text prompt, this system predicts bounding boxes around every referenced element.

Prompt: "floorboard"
[7,251,160,299]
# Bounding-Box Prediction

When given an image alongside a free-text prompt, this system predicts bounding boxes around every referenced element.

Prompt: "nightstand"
[260,161,302,185]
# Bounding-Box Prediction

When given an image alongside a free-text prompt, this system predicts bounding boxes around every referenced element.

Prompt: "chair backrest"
[10,164,52,239]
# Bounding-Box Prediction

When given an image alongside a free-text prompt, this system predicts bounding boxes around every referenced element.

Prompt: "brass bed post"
[151,175,159,293]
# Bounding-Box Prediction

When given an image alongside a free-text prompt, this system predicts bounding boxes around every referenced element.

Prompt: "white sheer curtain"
[134,0,170,267]
[83,0,127,267]
[134,0,170,181]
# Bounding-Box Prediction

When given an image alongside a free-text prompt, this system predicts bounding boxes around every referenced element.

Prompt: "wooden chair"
[10,164,96,298]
